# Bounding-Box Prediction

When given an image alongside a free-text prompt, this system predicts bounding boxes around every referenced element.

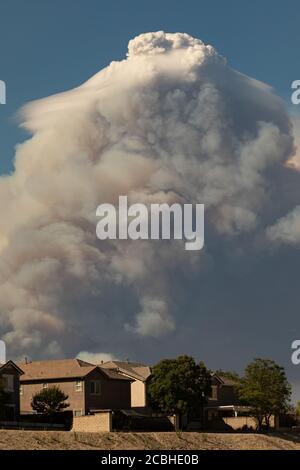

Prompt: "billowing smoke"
[76,351,118,364]
[0,31,296,360]
[266,116,300,244]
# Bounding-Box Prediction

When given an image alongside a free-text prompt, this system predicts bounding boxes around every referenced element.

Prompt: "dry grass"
[0,430,299,450]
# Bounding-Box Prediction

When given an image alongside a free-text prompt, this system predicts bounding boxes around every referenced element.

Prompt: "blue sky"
[0,0,299,173]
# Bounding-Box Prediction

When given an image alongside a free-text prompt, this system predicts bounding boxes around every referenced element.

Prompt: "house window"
[90,380,101,395]
[75,381,83,392]
[42,383,48,389]
[3,374,14,392]
[73,409,83,417]
[20,385,23,396]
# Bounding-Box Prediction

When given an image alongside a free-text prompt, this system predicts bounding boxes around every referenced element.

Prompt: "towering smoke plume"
[0,32,296,360]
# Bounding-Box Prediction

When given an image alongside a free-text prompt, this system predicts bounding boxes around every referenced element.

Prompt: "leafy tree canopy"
[238,358,291,430]
[147,355,211,416]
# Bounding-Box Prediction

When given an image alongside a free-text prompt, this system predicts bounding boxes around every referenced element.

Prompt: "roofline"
[0,360,24,375]
[211,372,240,386]
[98,367,134,382]
[20,363,98,382]
[20,375,87,382]
[87,366,133,381]
[104,362,150,382]
[20,365,133,382]
[211,372,225,384]
[102,361,151,380]
[117,367,148,382]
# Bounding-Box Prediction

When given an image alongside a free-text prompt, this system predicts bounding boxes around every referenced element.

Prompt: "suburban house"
[18,359,132,416]
[0,360,24,420]
[101,361,151,409]
[204,373,248,421]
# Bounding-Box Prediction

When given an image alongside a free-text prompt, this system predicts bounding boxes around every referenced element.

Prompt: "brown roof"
[102,368,133,381]
[0,360,24,375]
[213,373,240,386]
[101,361,151,382]
[17,359,131,382]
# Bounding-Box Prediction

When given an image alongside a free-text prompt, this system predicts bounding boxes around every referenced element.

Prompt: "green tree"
[31,386,69,415]
[238,358,291,431]
[147,355,211,420]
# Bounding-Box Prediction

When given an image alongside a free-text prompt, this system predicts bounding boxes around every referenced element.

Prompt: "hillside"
[0,431,299,450]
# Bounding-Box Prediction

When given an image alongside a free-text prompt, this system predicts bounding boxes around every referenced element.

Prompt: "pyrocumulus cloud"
[0,31,297,360]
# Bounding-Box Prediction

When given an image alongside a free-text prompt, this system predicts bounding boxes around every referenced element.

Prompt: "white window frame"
[75,380,83,392]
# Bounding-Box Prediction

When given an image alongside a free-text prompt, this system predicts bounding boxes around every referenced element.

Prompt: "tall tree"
[147,355,211,419]
[31,386,69,415]
[238,358,291,431]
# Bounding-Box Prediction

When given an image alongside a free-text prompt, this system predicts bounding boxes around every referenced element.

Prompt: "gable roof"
[17,359,131,382]
[101,361,151,382]
[212,373,239,386]
[102,368,133,381]
[0,360,24,375]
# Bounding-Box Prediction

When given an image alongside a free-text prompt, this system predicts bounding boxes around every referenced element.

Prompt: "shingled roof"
[17,359,131,382]
[101,360,151,382]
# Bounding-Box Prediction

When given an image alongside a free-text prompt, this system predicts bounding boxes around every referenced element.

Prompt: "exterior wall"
[85,370,131,411]
[207,378,239,407]
[223,416,275,430]
[21,371,131,414]
[218,385,239,405]
[72,411,112,432]
[0,365,21,419]
[20,378,85,414]
[131,380,146,408]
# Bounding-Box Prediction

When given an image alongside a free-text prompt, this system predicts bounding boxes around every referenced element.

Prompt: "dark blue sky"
[0,0,299,173]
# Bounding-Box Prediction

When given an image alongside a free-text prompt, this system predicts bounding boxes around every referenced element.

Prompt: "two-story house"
[101,360,151,410]
[0,360,24,420]
[18,359,132,416]
[204,373,248,422]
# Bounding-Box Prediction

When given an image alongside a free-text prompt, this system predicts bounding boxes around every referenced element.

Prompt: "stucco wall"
[20,379,85,414]
[131,380,146,407]
[85,370,131,410]
[21,370,131,414]
[223,416,275,429]
[72,412,112,432]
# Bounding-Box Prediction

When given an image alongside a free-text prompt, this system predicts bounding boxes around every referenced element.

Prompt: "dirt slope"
[0,431,299,450]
